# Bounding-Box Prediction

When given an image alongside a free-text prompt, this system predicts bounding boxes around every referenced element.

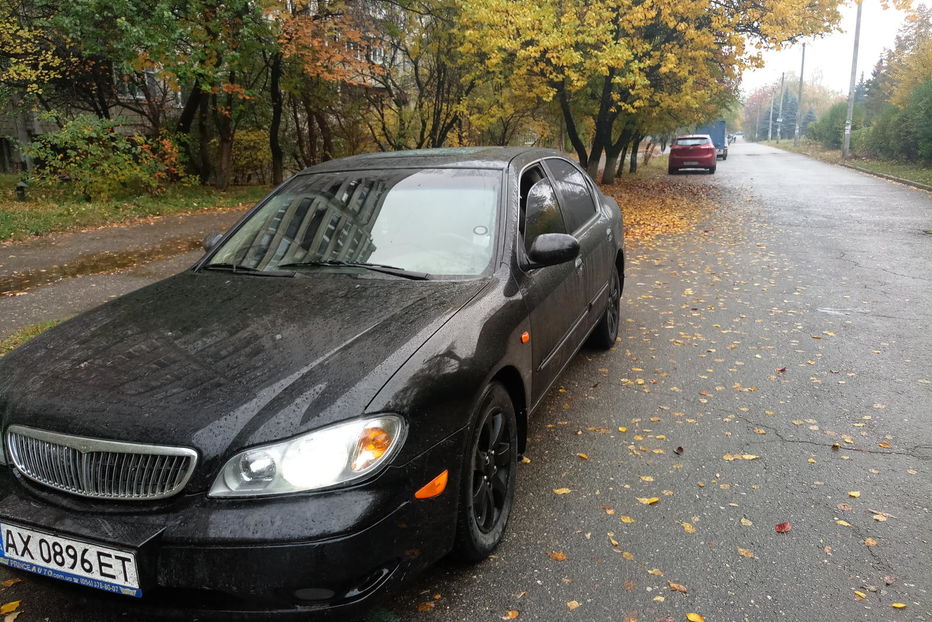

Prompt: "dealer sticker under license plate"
[0,522,142,597]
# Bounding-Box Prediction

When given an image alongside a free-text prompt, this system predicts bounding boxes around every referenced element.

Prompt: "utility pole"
[768,91,775,141]
[776,72,786,142]
[843,0,864,160]
[755,102,762,141]
[794,43,806,146]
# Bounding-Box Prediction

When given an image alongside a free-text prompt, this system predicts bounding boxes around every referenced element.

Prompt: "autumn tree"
[461,0,853,183]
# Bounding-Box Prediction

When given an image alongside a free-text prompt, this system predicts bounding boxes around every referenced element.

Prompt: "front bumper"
[0,430,465,619]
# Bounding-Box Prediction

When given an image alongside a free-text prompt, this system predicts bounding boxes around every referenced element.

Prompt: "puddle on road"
[1,237,202,296]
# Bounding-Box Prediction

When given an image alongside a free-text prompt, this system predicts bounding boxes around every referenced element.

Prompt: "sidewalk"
[0,207,249,340]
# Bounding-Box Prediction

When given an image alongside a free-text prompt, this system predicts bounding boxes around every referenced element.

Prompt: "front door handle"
[574,257,584,272]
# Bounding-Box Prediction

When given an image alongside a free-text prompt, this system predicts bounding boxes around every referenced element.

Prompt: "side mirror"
[527,233,579,268]
[202,232,223,253]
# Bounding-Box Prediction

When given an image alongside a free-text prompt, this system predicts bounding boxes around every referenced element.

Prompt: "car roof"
[676,134,712,139]
[299,146,567,173]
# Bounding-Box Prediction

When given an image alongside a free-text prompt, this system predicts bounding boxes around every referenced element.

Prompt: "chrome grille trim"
[5,425,197,501]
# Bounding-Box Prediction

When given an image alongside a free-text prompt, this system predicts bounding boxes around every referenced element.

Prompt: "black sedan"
[0,147,623,618]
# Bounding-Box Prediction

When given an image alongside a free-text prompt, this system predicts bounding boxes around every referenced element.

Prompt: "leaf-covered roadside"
[601,176,718,246]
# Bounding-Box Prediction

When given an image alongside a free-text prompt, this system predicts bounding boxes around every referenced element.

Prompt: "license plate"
[0,522,142,597]
[683,161,699,166]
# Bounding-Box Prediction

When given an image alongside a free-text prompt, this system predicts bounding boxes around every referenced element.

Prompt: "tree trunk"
[211,92,235,191]
[313,111,333,161]
[197,95,212,184]
[629,134,642,174]
[556,86,588,168]
[269,53,284,185]
[616,141,630,179]
[176,81,203,134]
[601,150,619,185]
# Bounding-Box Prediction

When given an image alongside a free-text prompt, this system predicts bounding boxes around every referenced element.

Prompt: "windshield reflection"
[208,168,501,278]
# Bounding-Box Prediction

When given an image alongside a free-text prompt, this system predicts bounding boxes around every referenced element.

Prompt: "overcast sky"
[741,2,912,97]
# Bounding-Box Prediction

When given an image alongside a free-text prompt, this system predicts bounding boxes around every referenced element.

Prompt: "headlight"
[209,415,406,497]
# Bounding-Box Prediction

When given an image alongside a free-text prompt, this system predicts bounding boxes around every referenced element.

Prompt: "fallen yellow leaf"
[567,600,580,611]
[622,551,635,560]
[503,610,520,620]
[637,497,659,505]
[891,603,907,609]
[640,475,654,482]
[864,537,878,547]
[836,520,851,527]
[878,441,891,448]
[737,547,755,558]
[740,517,753,526]
[848,491,861,498]
[548,551,567,561]
[0,603,19,616]
[577,453,589,460]
[682,522,696,534]
[872,514,887,522]
[417,602,435,612]
[647,568,664,576]
[686,614,706,622]
[853,591,866,600]
[0,580,19,588]
[553,488,571,495]
[668,581,688,593]
[618,426,627,432]
[723,453,760,461]
[620,515,636,524]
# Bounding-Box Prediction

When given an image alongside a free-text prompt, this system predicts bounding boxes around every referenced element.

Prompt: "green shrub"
[231,129,272,184]
[807,102,865,150]
[21,115,192,200]
[862,79,932,165]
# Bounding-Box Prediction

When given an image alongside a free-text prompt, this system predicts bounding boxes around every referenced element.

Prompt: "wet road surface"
[0,141,929,621]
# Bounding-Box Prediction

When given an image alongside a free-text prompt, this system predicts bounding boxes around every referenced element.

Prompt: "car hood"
[0,270,488,484]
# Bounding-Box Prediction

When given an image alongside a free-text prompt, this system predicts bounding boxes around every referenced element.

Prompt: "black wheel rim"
[471,409,513,534]
[606,270,620,339]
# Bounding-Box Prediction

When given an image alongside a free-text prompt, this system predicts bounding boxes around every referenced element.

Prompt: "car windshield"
[206,168,501,278]
[675,137,710,146]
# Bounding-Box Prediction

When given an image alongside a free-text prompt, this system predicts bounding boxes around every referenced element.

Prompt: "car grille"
[5,425,197,501]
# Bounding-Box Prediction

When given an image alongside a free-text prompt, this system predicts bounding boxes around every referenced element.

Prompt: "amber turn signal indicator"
[520,331,530,344]
[414,470,448,499]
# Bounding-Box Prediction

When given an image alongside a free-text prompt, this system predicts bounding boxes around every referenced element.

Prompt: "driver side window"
[520,164,566,254]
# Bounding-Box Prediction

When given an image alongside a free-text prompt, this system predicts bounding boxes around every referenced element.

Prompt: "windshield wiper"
[200,263,295,277]
[278,260,430,280]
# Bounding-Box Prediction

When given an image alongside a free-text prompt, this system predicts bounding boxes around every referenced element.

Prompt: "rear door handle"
[574,257,584,272]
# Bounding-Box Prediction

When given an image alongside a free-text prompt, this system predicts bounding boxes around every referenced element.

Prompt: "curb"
[838,162,932,192]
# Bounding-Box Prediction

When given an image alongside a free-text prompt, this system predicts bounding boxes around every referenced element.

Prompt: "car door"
[543,158,612,331]
[518,164,588,402]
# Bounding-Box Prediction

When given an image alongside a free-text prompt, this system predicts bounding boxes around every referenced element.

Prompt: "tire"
[667,166,677,175]
[453,383,518,562]
[708,166,716,174]
[588,265,621,349]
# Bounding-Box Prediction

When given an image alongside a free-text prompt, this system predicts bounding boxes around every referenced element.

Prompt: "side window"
[546,158,597,233]
[520,164,566,254]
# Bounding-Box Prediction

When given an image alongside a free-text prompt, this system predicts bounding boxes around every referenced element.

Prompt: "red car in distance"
[668,134,717,174]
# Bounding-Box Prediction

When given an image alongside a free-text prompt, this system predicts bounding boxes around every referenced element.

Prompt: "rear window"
[675,137,710,146]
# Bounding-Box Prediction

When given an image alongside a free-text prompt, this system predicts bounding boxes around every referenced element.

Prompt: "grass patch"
[0,319,65,356]
[0,175,270,242]
[760,141,932,187]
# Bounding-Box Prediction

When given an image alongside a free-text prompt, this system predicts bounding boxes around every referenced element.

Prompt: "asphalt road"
[0,141,929,621]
